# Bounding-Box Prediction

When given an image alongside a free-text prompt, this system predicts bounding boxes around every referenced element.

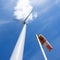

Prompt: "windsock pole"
[36,35,48,60]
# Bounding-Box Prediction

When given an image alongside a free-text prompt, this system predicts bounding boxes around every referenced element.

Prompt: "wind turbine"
[10,10,32,60]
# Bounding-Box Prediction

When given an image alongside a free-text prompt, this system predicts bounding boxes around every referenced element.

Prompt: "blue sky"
[0,0,60,60]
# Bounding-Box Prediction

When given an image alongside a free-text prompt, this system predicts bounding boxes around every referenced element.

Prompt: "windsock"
[36,34,53,51]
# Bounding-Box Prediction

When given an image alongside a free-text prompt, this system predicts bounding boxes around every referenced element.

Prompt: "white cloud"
[33,12,38,18]
[14,0,39,22]
[3,0,15,11]
[30,0,48,6]
[14,0,33,21]
[14,0,60,22]
[0,20,12,25]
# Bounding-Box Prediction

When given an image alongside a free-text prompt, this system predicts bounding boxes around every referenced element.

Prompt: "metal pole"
[36,35,48,60]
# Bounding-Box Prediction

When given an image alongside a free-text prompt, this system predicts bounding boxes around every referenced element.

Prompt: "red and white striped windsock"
[36,34,53,51]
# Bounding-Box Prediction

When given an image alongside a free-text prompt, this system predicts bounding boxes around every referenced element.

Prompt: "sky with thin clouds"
[0,0,60,60]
